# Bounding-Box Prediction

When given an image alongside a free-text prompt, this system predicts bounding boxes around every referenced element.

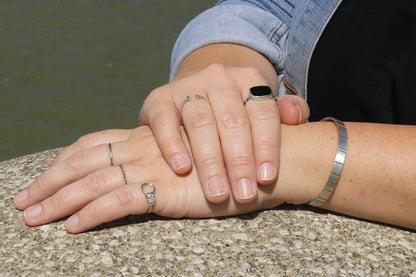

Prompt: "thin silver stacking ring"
[179,95,191,114]
[119,165,127,186]
[179,94,210,115]
[108,143,114,166]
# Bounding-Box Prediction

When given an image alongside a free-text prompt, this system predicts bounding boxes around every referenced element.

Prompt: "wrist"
[268,122,338,206]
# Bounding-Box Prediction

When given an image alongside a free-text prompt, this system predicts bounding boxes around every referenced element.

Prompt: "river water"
[0,0,217,161]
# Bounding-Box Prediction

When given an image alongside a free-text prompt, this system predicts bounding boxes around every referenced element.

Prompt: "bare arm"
[276,122,416,230]
[14,121,416,232]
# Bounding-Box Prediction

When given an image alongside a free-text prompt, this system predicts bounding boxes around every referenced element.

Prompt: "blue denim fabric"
[170,0,342,99]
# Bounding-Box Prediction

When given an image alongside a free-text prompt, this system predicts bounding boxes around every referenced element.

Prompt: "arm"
[14,122,416,232]
[277,121,416,229]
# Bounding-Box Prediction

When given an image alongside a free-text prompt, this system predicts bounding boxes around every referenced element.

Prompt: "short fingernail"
[24,204,42,219]
[258,163,276,181]
[295,103,302,124]
[207,176,228,197]
[65,215,79,229]
[236,178,256,200]
[171,153,187,172]
[14,189,28,205]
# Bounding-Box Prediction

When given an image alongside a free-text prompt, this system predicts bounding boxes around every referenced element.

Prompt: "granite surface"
[0,149,415,276]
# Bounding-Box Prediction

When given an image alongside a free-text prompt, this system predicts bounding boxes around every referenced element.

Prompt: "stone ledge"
[1,149,415,276]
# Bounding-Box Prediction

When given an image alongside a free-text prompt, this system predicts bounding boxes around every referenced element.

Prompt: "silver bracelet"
[309,117,348,207]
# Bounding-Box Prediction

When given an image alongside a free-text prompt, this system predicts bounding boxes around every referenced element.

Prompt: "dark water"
[0,0,217,161]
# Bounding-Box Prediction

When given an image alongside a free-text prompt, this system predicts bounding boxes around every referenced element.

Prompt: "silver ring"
[179,95,210,115]
[119,165,127,186]
[244,86,276,105]
[141,183,156,213]
[179,95,191,114]
[109,143,114,166]
[195,94,209,102]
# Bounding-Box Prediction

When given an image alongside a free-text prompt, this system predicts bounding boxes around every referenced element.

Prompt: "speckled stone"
[1,149,415,276]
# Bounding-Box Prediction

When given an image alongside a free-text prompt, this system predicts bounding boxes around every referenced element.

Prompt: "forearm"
[174,43,279,92]
[275,122,416,230]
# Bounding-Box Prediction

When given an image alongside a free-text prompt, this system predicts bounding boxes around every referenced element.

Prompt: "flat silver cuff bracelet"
[309,117,348,207]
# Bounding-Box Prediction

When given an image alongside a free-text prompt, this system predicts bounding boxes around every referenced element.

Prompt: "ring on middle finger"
[179,94,210,115]
[244,86,277,105]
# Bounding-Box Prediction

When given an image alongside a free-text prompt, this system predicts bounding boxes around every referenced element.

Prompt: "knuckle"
[83,204,100,222]
[256,136,279,151]
[251,105,279,122]
[205,63,227,75]
[203,64,232,85]
[220,110,248,130]
[67,150,86,172]
[151,113,175,130]
[141,87,172,122]
[74,134,93,149]
[145,87,165,104]
[32,174,46,192]
[187,111,215,130]
[48,194,61,212]
[229,154,252,168]
[198,155,220,169]
[86,172,107,195]
[241,66,263,79]
[113,186,136,208]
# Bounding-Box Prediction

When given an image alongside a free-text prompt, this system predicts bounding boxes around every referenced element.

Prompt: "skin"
[14,122,416,233]
[139,43,310,204]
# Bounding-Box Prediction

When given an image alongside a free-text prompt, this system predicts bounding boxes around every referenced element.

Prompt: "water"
[0,0,217,161]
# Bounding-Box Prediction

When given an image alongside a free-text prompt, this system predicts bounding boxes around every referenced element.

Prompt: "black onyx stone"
[250,86,272,97]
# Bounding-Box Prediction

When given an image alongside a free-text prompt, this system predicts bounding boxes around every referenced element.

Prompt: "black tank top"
[308,0,416,124]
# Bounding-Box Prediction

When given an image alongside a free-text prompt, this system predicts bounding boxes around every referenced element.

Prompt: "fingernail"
[65,215,79,229]
[23,204,42,219]
[236,178,255,200]
[295,103,302,124]
[207,176,227,197]
[258,163,276,181]
[171,153,187,172]
[14,189,28,205]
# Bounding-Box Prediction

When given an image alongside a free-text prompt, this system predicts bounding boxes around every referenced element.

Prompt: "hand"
[139,63,309,204]
[14,126,284,233]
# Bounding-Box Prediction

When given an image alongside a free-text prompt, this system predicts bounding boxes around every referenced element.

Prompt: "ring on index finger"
[244,86,277,105]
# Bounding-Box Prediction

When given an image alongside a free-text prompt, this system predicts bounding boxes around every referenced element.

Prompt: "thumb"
[278,95,310,125]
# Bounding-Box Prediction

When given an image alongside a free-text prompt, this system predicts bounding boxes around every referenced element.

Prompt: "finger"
[21,165,127,227]
[244,90,280,185]
[139,87,192,174]
[14,138,150,210]
[278,95,310,125]
[208,89,258,203]
[64,181,163,234]
[178,94,230,203]
[54,129,133,165]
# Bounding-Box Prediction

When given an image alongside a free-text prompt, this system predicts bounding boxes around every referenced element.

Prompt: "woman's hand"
[14,126,284,234]
[140,62,309,204]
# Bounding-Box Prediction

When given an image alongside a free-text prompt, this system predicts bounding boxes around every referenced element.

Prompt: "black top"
[308,0,416,124]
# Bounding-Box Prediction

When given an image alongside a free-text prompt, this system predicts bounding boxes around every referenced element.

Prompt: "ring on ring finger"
[244,86,277,105]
